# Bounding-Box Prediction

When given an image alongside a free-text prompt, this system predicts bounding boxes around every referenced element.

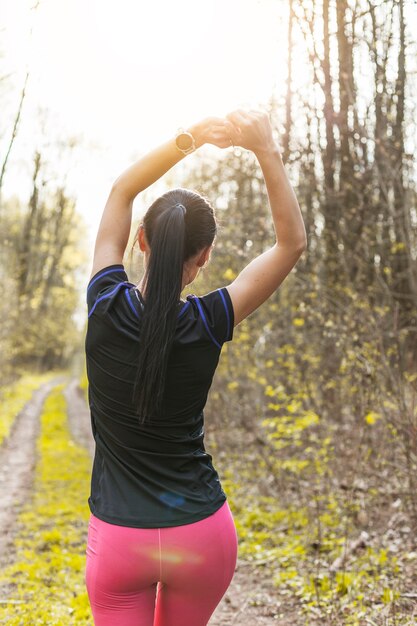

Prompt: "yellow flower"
[223,268,237,281]
[365,411,381,425]
[293,318,305,326]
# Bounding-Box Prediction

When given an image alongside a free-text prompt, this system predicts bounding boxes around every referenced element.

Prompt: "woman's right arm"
[224,109,307,327]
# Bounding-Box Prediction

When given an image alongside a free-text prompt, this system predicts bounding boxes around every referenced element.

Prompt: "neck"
[138,270,192,297]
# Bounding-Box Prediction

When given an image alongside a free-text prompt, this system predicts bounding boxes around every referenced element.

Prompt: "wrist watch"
[175,128,197,155]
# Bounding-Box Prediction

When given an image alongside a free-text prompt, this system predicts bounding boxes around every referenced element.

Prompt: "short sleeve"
[86,264,129,317]
[193,286,235,347]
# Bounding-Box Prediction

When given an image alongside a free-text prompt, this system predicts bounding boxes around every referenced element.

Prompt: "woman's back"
[86,263,234,527]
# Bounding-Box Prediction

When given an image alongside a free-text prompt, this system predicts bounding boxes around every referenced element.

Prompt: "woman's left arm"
[90,117,233,280]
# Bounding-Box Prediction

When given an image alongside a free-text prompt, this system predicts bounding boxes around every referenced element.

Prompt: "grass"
[0,371,59,446]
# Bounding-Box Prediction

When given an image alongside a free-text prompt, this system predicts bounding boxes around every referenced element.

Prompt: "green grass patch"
[0,371,60,445]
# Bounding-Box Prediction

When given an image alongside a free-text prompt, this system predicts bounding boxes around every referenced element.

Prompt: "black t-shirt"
[85,264,234,528]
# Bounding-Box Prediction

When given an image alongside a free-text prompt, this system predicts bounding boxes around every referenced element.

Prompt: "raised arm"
[224,109,307,326]
[89,117,232,280]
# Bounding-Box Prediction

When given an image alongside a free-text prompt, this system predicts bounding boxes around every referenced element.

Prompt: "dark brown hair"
[132,187,217,422]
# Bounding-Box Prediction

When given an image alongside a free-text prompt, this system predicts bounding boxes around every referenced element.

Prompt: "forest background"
[0,0,416,624]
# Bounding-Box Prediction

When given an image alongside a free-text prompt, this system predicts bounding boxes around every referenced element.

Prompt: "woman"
[84,108,307,626]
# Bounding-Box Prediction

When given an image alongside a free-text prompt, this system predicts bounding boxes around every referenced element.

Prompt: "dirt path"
[63,378,95,458]
[210,561,294,625]
[0,376,66,566]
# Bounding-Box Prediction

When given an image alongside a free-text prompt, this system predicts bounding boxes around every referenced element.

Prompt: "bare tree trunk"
[38,188,76,315]
[283,0,294,164]
[0,71,29,210]
[321,0,338,285]
[390,0,416,322]
[336,0,354,185]
[17,150,41,300]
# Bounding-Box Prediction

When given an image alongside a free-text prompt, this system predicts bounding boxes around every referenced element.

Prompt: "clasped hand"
[189,108,275,156]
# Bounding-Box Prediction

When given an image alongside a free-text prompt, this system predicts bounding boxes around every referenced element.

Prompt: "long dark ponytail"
[132,188,217,423]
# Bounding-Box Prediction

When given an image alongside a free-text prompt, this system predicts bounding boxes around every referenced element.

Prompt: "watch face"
[176,133,193,150]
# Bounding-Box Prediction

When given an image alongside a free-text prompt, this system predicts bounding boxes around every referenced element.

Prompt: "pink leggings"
[85,501,238,625]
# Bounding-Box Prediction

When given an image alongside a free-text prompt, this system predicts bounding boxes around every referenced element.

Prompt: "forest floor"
[0,376,294,625]
[0,376,65,564]
[1,376,416,625]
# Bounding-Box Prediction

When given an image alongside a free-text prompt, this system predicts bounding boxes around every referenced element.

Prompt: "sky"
[0,0,289,254]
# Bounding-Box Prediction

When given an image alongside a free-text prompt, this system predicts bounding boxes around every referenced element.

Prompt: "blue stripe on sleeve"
[192,296,222,349]
[125,288,140,318]
[217,288,230,342]
[88,283,126,318]
[87,267,126,293]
